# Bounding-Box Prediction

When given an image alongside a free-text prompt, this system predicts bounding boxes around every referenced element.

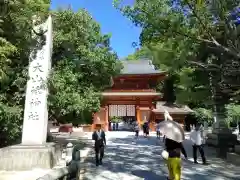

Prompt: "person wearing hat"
[92,123,106,166]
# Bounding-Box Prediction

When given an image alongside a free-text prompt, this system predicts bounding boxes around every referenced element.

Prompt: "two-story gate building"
[92,60,192,131]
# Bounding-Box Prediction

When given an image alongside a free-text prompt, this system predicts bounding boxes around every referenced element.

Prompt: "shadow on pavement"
[132,170,166,180]
[82,134,240,180]
[182,139,240,180]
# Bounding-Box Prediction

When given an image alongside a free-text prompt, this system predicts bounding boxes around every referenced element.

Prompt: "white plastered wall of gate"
[108,105,135,117]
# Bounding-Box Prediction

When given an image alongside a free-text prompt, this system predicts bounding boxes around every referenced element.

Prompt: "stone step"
[235,145,240,154]
[227,152,240,166]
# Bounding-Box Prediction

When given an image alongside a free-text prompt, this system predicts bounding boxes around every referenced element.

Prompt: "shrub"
[0,103,22,147]
[225,103,240,127]
[192,108,213,125]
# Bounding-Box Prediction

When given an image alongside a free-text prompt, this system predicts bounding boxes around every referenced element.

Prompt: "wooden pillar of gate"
[104,106,109,131]
[150,104,155,131]
[136,106,141,126]
[91,112,95,132]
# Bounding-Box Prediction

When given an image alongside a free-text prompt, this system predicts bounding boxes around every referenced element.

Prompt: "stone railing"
[36,143,91,180]
[36,163,79,180]
[227,145,240,165]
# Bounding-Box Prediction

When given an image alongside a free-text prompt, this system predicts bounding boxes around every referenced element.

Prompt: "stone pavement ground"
[0,169,52,180]
[80,131,240,180]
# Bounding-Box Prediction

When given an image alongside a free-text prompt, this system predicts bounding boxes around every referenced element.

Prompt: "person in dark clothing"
[163,135,166,142]
[165,138,187,180]
[143,122,149,137]
[92,124,106,166]
[108,120,112,131]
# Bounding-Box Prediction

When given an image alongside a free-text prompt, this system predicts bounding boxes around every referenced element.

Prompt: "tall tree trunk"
[208,58,229,129]
[163,75,176,105]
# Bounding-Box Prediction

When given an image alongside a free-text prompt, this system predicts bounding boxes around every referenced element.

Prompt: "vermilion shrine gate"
[92,60,192,131]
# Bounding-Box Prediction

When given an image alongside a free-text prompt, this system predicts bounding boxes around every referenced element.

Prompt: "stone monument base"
[0,142,61,171]
[227,145,240,165]
[206,125,237,158]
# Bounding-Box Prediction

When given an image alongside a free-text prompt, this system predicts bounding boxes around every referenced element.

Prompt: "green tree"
[0,2,121,146]
[0,0,50,147]
[49,9,121,124]
[226,104,240,126]
[114,0,240,111]
[125,46,152,60]
[192,108,213,125]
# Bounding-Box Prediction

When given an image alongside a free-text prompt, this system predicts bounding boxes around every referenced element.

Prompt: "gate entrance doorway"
[108,105,136,131]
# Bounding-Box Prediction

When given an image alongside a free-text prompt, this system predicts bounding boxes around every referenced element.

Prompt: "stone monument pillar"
[0,16,60,171]
[205,72,237,157]
[206,111,237,158]
[21,16,53,145]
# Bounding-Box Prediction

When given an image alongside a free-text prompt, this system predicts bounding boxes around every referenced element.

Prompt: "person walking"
[143,121,149,138]
[156,122,161,139]
[92,124,106,166]
[134,122,140,138]
[163,135,166,142]
[190,123,207,165]
[165,138,187,180]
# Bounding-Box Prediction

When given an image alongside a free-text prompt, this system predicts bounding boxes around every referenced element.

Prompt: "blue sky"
[51,0,141,59]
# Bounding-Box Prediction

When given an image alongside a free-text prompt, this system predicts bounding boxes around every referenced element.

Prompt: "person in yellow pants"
[165,138,187,180]
[167,157,181,180]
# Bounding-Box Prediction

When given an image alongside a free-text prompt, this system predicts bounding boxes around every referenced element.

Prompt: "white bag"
[161,150,169,160]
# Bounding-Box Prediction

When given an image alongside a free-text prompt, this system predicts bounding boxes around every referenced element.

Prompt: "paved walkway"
[81,131,240,180]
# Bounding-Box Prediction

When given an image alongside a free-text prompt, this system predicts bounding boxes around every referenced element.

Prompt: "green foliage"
[0,0,50,147]
[49,9,121,124]
[225,104,240,125]
[0,2,121,146]
[0,103,22,147]
[176,67,211,106]
[192,108,213,125]
[115,0,240,110]
[0,37,17,82]
[125,46,152,60]
[110,116,121,123]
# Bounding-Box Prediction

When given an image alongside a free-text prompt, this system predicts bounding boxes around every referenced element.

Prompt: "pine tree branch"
[184,0,240,59]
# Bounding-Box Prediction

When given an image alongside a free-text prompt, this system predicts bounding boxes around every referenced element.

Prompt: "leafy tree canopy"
[125,46,152,60]
[115,0,240,125]
[0,1,121,146]
[114,0,240,106]
[49,9,122,123]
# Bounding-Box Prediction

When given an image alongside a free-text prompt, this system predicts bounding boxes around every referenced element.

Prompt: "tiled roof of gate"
[120,59,163,75]
[152,102,193,114]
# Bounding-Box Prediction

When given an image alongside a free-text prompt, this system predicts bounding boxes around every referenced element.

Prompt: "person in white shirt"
[190,123,207,164]
[134,122,140,138]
